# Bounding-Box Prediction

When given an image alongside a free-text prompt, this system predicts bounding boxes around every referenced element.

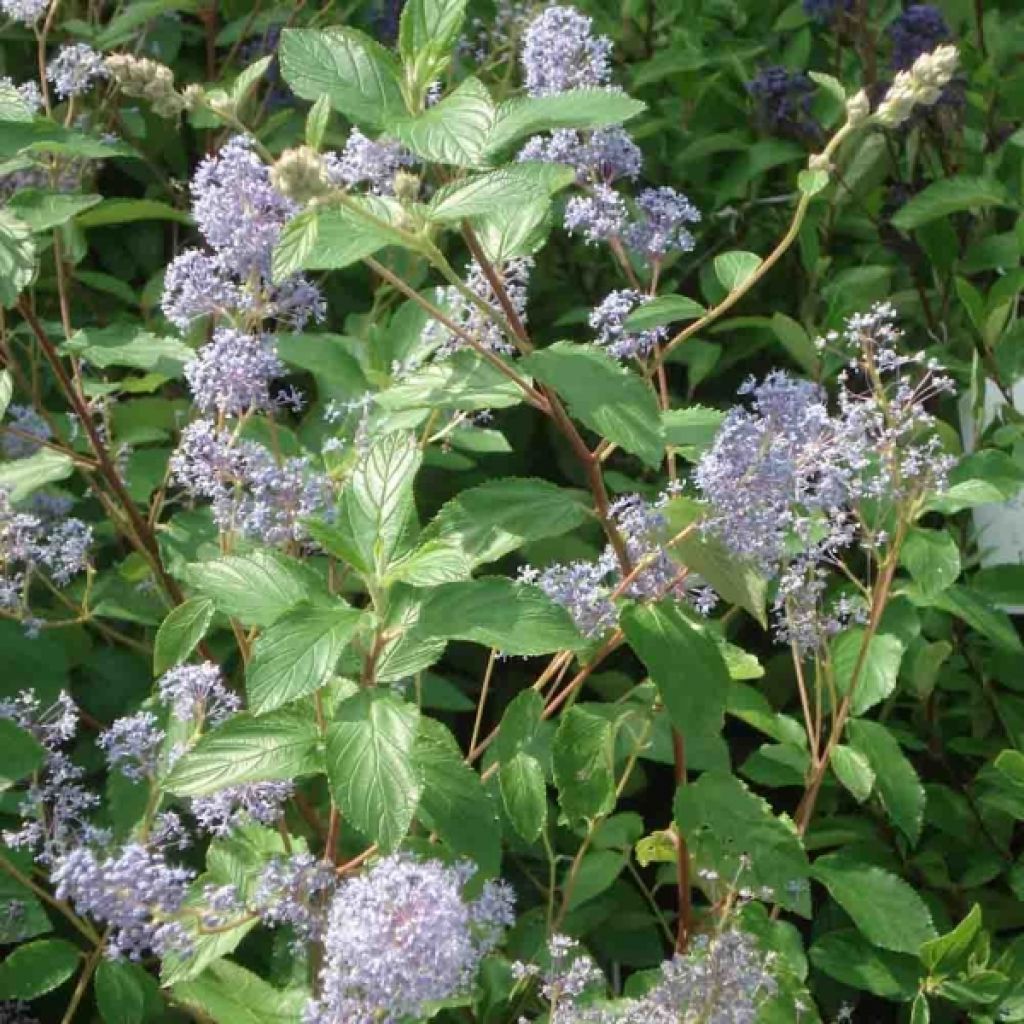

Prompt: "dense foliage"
[0,0,1023,1021]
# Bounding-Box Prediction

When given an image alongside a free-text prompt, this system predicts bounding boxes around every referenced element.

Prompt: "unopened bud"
[270,145,333,203]
[845,89,870,126]
[875,44,958,127]
[105,54,185,117]
[392,170,421,204]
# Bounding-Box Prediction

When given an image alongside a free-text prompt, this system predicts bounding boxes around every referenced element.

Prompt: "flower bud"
[104,54,184,117]
[875,44,958,127]
[845,89,870,126]
[392,170,421,204]
[270,145,332,203]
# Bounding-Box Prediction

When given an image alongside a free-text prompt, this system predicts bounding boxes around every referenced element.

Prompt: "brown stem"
[60,930,109,1024]
[671,727,691,952]
[18,302,186,608]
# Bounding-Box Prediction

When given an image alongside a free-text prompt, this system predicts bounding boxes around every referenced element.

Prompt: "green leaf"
[911,993,930,1024]
[95,960,147,1024]
[663,497,768,627]
[847,719,925,844]
[164,709,323,797]
[829,744,875,802]
[713,250,762,291]
[0,717,45,791]
[272,196,414,280]
[812,854,936,953]
[0,448,74,502]
[0,122,136,161]
[153,597,215,676]
[172,960,306,1024]
[232,55,274,105]
[428,162,575,223]
[414,717,501,875]
[622,294,706,332]
[900,529,960,597]
[5,189,102,231]
[0,369,11,419]
[399,0,468,68]
[523,342,665,468]
[621,601,728,748]
[920,904,983,976]
[831,629,904,716]
[279,27,407,126]
[246,602,362,714]
[425,477,589,566]
[376,350,526,412]
[500,751,548,843]
[0,938,80,999]
[661,407,725,459]
[342,431,422,578]
[0,79,36,122]
[890,176,1014,231]
[386,538,471,586]
[809,930,921,1001]
[0,209,36,307]
[62,326,193,376]
[674,770,811,916]
[769,312,820,375]
[326,690,421,852]
[797,168,829,196]
[553,706,615,824]
[483,90,646,156]
[493,689,544,763]
[74,198,191,227]
[185,550,326,628]
[390,77,494,167]
[415,577,584,655]
[305,94,332,150]
[927,586,1023,653]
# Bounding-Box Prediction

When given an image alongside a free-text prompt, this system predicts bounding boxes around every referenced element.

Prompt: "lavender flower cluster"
[517,6,700,264]
[52,843,194,959]
[421,257,533,357]
[696,304,954,650]
[0,488,91,620]
[161,136,324,332]
[46,43,106,99]
[523,492,714,637]
[305,855,515,1024]
[170,419,331,545]
[515,930,777,1023]
[0,691,105,863]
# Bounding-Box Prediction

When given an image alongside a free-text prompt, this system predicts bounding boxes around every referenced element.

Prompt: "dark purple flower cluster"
[305,855,514,1024]
[624,187,701,261]
[747,66,818,139]
[889,5,950,70]
[803,0,852,23]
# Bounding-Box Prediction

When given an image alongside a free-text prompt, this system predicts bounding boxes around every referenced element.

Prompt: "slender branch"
[18,302,186,608]
[0,853,99,945]
[61,929,109,1024]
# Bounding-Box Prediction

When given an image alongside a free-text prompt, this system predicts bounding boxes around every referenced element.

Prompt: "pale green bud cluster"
[875,44,958,127]
[104,54,185,117]
[269,145,333,204]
